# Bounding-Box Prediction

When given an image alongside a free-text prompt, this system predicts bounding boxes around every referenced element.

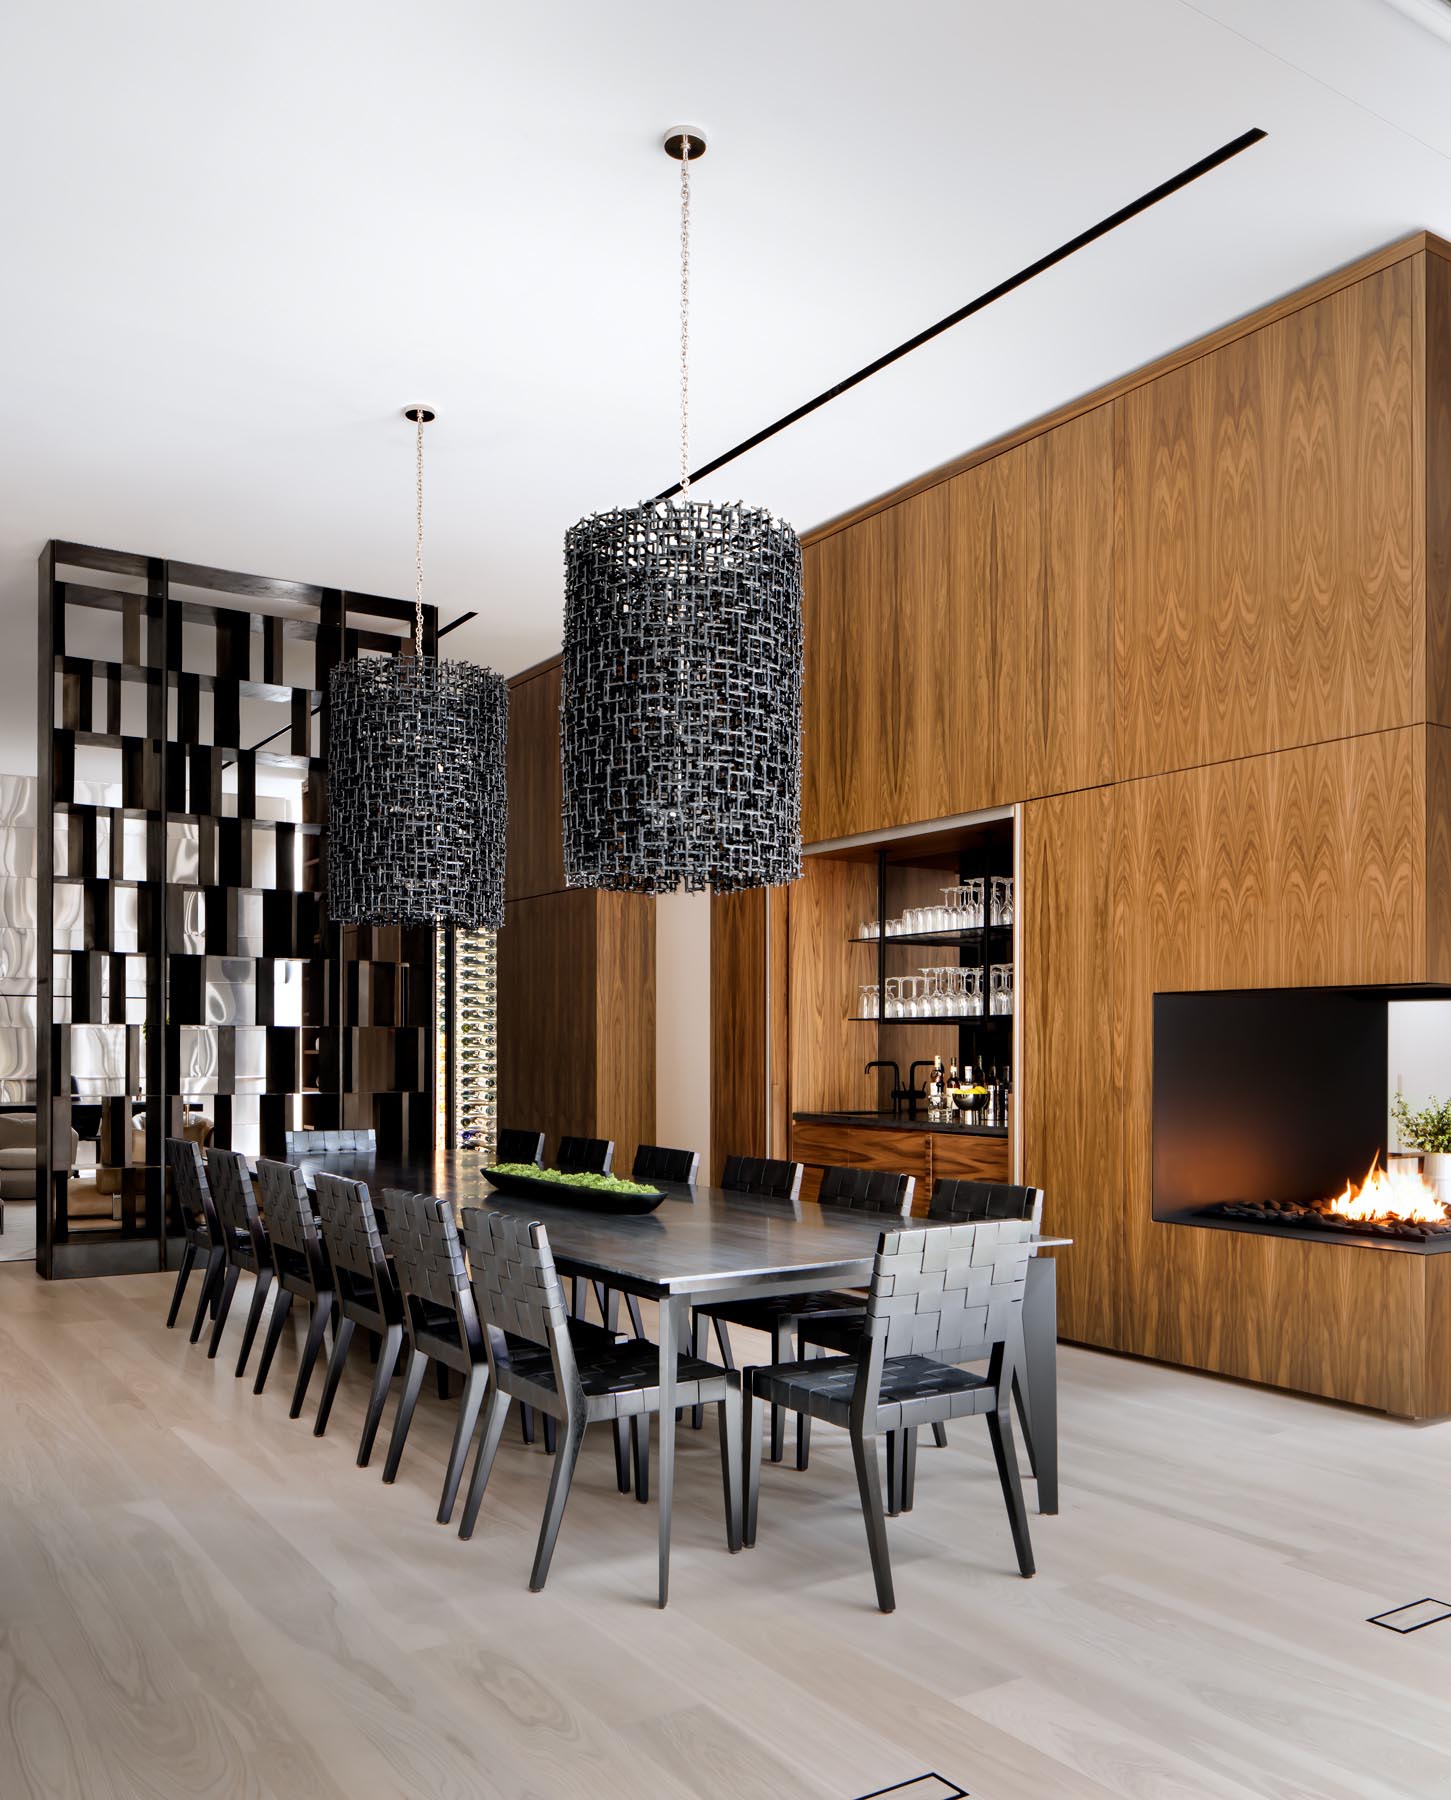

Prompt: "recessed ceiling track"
[653,125,1268,501]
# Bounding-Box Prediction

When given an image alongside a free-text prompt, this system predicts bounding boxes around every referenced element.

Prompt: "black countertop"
[793,1110,1008,1139]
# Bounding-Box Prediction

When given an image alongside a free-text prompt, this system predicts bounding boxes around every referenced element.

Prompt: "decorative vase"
[1387,1152,1423,1179]
[1423,1152,1451,1206]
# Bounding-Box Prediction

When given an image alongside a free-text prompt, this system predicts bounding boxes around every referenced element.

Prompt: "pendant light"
[561,129,803,894]
[327,408,509,928]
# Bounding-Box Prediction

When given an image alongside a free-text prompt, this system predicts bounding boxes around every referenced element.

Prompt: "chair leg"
[189,1248,225,1343]
[612,1418,632,1494]
[987,1403,1035,1578]
[718,1388,743,1553]
[234,1269,273,1380]
[252,1285,294,1395]
[769,1322,791,1463]
[529,1415,585,1592]
[849,1428,896,1613]
[742,1377,763,1548]
[631,1413,649,1504]
[901,1427,918,1513]
[166,1242,197,1329]
[382,1346,427,1484]
[1012,1366,1037,1477]
[520,1405,535,1445]
[438,1366,489,1525]
[313,1314,356,1438]
[885,1429,902,1517]
[357,1323,403,1466]
[458,1387,510,1540]
[711,1317,735,1369]
[206,1264,240,1359]
[795,1339,814,1471]
[289,1293,333,1419]
[932,1421,949,1449]
[625,1293,645,1337]
[435,1361,450,1401]
[690,1313,705,1431]
[542,1415,557,1455]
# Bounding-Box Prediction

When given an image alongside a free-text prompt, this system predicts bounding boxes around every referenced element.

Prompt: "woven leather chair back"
[314,1172,388,1285]
[863,1219,1031,1361]
[721,1155,803,1201]
[818,1164,914,1217]
[256,1158,321,1260]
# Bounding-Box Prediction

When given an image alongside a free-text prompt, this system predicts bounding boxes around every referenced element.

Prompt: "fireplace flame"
[1327,1158,1448,1226]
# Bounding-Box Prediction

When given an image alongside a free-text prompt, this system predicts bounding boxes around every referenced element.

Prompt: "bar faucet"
[906,1060,937,1120]
[864,1060,906,1119]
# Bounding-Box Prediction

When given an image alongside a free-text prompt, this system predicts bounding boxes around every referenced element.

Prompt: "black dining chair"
[632,1143,700,1186]
[204,1147,276,1377]
[457,1207,741,1592]
[252,1159,336,1417]
[312,1171,406,1465]
[377,1189,494,1525]
[557,1135,614,1175]
[496,1128,545,1166]
[721,1154,803,1201]
[794,1177,1045,1465]
[743,1218,1036,1613]
[164,1137,226,1341]
[693,1159,883,1459]
[923,1179,1044,1454]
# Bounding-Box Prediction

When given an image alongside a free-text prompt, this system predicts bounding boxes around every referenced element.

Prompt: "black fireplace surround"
[1152,987,1451,1253]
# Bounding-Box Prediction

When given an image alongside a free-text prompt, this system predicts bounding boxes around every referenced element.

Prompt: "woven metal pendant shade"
[561,498,803,894]
[327,653,508,928]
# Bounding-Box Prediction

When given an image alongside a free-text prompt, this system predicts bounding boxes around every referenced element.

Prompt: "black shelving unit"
[37,541,438,1279]
[851,819,1015,1107]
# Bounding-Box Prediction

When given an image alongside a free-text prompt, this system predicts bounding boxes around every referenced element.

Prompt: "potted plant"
[1391,1089,1451,1198]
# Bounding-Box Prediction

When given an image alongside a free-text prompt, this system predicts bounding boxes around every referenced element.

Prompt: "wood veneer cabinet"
[789,1118,1009,1212]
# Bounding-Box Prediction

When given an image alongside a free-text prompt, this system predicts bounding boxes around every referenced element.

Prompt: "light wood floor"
[3,1265,1451,1800]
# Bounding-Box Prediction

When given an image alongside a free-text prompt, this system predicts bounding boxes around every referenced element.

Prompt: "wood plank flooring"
[3,1263,1451,1798]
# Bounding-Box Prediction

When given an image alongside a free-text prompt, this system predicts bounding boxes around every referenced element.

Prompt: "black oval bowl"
[481,1167,668,1214]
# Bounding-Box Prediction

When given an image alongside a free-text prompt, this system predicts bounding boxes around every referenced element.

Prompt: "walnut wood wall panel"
[497,890,599,1152]
[1020,785,1121,1349]
[1112,260,1418,782]
[594,891,655,1178]
[1426,250,1451,728]
[1113,729,1430,1412]
[710,890,766,1184]
[497,660,654,1168]
[505,660,563,902]
[786,856,878,1117]
[799,408,1113,843]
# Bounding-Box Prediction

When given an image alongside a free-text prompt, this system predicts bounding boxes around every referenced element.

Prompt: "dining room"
[8,6,1451,1799]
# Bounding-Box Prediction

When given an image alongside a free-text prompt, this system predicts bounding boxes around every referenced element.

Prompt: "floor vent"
[1368,1599,1451,1634]
[853,1778,967,1799]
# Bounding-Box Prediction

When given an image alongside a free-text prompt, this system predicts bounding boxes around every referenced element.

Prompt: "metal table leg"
[1022,1255,1059,1514]
[656,1294,686,1607]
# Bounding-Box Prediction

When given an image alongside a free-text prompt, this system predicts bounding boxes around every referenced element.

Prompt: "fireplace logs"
[1205,1196,1451,1243]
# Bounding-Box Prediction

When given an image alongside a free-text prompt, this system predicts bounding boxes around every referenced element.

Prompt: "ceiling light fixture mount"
[402,404,436,424]
[662,127,706,162]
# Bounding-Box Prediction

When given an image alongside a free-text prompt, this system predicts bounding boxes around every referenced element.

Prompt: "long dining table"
[287,1150,1070,1608]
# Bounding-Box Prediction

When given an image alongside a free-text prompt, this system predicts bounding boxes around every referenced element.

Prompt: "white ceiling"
[4,0,1451,775]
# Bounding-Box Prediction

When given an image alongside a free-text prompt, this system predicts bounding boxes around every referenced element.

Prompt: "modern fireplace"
[1152,988,1451,1252]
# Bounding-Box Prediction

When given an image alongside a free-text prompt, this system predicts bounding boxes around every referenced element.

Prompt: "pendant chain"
[414,410,426,656]
[678,142,691,497]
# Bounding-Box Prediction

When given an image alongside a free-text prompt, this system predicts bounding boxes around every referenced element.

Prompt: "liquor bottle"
[946,1061,960,1114]
[929,1055,946,1113]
